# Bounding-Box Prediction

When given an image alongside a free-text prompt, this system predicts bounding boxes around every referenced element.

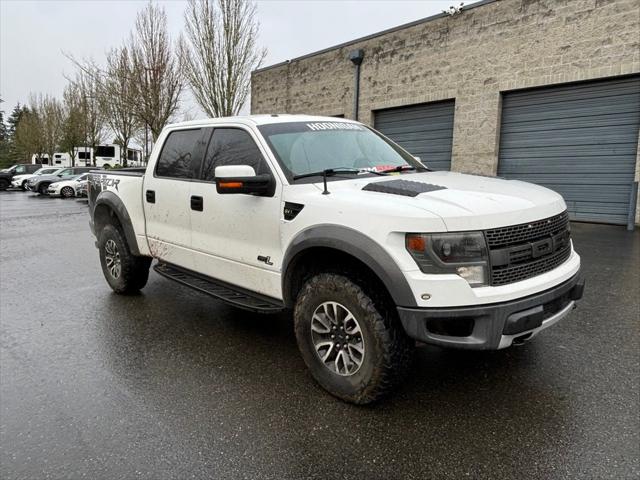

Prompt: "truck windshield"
[258,121,425,182]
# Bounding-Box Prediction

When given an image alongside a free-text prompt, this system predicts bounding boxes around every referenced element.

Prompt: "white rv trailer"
[31,144,144,168]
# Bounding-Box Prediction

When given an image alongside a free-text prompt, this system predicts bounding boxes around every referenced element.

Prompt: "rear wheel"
[98,224,151,294]
[61,186,74,198]
[38,183,49,195]
[294,273,414,404]
[21,180,28,191]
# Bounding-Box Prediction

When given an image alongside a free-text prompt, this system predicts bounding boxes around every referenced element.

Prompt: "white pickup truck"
[88,115,584,404]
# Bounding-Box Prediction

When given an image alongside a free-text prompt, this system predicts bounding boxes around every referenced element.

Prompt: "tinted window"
[78,151,91,160]
[95,146,116,158]
[156,129,203,179]
[202,128,268,181]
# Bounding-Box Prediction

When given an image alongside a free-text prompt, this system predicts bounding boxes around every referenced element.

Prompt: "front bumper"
[398,273,584,350]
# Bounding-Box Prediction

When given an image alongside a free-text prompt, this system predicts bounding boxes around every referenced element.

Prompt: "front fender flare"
[282,225,417,308]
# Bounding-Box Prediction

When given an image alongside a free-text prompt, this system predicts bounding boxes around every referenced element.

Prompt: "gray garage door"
[498,76,640,225]
[374,100,455,171]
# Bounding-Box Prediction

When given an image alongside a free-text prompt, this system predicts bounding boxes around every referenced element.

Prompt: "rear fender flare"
[92,191,140,255]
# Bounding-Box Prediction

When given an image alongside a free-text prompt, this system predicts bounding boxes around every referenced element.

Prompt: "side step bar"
[154,262,285,313]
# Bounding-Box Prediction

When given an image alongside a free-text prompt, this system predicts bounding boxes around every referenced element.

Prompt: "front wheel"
[61,186,74,198]
[294,273,414,404]
[38,183,49,195]
[0,179,9,191]
[98,224,151,294]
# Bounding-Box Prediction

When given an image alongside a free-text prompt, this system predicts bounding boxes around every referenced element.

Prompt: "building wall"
[251,0,640,222]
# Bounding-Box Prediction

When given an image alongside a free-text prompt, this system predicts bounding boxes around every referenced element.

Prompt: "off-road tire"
[98,224,151,294]
[0,179,9,191]
[294,273,414,404]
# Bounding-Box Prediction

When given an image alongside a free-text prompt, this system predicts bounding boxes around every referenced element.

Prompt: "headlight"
[406,232,489,287]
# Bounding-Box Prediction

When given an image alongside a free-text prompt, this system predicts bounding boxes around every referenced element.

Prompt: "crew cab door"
[143,127,209,270]
[189,127,283,299]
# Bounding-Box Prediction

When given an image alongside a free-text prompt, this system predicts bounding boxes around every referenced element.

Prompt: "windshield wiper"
[293,168,362,195]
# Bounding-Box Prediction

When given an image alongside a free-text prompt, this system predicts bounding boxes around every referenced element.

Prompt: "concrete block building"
[251,0,640,226]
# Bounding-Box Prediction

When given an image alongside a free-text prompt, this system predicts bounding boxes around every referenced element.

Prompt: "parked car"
[48,174,90,198]
[27,166,95,195]
[76,178,89,198]
[11,167,61,190]
[0,164,42,190]
[88,115,584,404]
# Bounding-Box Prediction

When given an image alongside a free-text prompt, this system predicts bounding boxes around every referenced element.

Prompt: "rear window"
[155,129,205,179]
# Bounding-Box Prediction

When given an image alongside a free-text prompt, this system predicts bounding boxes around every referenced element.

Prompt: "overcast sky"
[1,0,461,118]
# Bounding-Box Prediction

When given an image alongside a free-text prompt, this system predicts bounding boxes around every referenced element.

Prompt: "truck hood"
[314,171,567,231]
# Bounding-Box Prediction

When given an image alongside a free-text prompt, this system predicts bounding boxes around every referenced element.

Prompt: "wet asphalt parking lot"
[0,190,638,480]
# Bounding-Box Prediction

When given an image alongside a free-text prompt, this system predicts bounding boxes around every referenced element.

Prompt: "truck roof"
[167,114,358,129]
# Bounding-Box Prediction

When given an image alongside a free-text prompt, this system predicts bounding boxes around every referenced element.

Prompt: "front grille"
[491,244,571,286]
[486,211,569,248]
[486,211,572,286]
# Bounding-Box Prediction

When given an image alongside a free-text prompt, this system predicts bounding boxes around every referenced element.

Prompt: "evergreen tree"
[4,103,29,165]
[0,99,7,143]
[0,98,8,167]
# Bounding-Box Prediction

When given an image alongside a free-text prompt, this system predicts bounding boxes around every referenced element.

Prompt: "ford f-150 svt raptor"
[88,115,584,404]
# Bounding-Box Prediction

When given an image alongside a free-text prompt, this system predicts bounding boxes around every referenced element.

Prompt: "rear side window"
[156,129,204,179]
[201,128,269,181]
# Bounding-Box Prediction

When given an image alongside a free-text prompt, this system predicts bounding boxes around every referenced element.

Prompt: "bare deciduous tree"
[61,84,85,167]
[33,94,63,166]
[179,0,266,118]
[99,47,140,167]
[130,2,184,141]
[72,72,106,166]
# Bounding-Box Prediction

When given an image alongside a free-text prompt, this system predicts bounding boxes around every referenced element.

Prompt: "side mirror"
[214,165,274,197]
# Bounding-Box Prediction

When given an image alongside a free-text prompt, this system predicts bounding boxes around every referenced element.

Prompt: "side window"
[201,128,269,181]
[15,166,26,174]
[155,129,204,179]
[59,168,72,176]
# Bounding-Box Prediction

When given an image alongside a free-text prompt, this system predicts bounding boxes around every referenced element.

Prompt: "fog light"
[456,265,486,286]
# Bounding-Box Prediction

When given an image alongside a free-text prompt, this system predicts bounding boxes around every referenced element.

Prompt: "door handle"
[190,195,203,211]
[146,190,155,203]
